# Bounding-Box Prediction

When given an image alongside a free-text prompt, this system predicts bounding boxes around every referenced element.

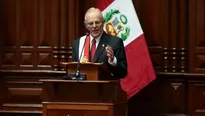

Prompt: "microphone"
[69,33,89,80]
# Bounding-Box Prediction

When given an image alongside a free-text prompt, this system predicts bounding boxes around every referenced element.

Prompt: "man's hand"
[106,45,114,62]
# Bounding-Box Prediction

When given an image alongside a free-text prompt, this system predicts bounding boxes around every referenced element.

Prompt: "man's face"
[85,12,104,38]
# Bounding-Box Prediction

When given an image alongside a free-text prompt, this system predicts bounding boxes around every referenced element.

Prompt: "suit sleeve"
[108,38,128,78]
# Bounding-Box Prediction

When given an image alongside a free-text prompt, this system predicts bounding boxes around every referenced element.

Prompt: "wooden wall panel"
[51,0,60,71]
[0,0,54,70]
[133,0,188,73]
[189,0,205,73]
[0,70,65,113]
[188,81,205,116]
[0,73,3,107]
[0,0,6,65]
[133,0,168,72]
[0,0,97,71]
[0,0,4,45]
[128,75,186,116]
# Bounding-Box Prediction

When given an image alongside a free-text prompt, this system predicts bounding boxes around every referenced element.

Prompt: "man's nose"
[93,23,97,27]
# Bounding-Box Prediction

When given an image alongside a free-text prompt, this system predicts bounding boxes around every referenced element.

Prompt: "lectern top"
[39,79,119,84]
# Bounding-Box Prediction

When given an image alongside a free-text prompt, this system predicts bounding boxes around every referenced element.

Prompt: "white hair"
[84,7,104,22]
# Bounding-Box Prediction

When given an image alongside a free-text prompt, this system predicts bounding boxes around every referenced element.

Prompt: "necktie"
[90,39,96,61]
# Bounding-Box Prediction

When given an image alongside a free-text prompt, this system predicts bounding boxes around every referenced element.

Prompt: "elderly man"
[71,7,127,78]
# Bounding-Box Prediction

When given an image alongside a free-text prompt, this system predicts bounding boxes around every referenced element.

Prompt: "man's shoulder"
[73,35,87,42]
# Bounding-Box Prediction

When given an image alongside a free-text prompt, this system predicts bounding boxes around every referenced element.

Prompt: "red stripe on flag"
[121,34,156,99]
[97,0,113,11]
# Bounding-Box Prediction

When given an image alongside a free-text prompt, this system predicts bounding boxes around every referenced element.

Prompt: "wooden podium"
[61,62,117,80]
[40,62,127,116]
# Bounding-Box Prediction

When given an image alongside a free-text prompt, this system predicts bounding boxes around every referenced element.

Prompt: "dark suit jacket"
[72,32,127,78]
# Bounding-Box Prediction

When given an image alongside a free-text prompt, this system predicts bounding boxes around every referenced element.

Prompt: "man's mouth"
[92,30,99,33]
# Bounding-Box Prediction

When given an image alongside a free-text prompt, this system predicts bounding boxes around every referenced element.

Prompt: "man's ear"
[84,21,86,26]
[84,22,88,29]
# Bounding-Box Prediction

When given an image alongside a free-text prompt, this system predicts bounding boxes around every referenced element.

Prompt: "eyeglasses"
[85,21,102,27]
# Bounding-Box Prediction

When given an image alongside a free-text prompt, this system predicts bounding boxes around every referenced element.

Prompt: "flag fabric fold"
[97,0,156,99]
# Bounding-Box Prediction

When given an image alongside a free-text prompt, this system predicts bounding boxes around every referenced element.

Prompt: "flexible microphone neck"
[71,34,89,80]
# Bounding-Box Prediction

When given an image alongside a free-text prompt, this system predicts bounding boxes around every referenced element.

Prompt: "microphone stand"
[70,33,89,80]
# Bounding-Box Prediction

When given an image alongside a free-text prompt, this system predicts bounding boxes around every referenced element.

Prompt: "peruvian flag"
[97,0,156,99]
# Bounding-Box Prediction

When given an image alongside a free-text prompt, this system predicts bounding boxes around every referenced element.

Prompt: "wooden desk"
[40,79,127,116]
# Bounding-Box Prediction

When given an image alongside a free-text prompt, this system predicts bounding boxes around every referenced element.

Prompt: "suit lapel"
[76,39,80,61]
[92,33,107,62]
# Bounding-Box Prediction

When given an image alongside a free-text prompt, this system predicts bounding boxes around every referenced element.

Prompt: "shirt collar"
[90,32,103,44]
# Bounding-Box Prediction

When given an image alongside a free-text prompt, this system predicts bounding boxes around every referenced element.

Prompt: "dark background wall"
[0,0,205,116]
